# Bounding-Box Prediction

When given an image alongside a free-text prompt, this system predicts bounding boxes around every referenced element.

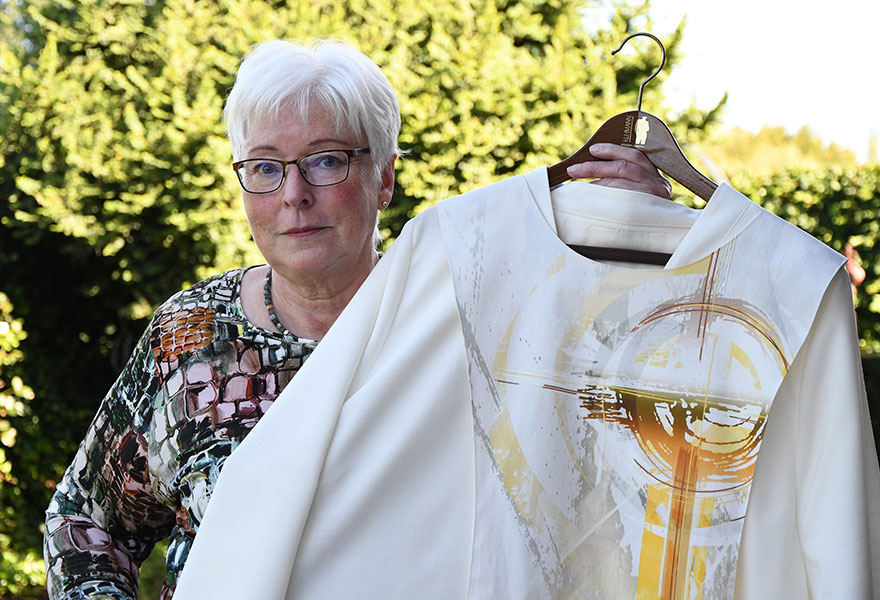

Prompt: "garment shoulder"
[752,204,844,268]
[149,268,249,375]
[75,269,249,434]
[435,171,534,211]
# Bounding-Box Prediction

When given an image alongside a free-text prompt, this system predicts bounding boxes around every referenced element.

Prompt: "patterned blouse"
[44,268,316,599]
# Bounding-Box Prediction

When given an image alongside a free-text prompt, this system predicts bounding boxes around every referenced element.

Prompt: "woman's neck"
[240,255,378,341]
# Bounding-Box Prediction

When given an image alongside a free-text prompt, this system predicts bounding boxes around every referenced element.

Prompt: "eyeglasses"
[232,147,370,194]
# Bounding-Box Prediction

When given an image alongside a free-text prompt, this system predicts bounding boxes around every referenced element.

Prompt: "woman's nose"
[280,165,314,207]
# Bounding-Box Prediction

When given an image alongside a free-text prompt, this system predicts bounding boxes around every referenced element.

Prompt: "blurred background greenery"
[1,0,877,598]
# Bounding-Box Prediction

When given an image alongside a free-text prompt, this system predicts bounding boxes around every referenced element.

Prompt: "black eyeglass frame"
[232,147,371,194]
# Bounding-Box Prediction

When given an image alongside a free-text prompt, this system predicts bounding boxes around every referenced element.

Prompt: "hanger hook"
[610,32,666,114]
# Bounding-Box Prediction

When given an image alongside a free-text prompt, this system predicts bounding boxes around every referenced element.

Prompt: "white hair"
[224,39,401,179]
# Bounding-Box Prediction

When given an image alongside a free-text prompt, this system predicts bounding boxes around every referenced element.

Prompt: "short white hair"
[224,39,401,179]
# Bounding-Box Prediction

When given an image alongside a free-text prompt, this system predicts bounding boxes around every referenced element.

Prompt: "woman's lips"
[282,226,328,238]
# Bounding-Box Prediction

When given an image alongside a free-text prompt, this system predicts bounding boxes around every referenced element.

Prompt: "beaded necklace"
[263,267,295,338]
[262,257,381,344]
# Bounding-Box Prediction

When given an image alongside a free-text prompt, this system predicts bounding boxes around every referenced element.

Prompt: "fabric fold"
[174,221,414,598]
[174,209,476,600]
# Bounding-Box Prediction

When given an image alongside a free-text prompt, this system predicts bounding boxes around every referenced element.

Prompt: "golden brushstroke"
[581,385,767,491]
[638,484,670,598]
[580,383,767,599]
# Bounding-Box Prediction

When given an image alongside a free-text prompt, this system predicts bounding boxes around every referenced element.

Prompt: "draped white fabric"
[175,169,879,599]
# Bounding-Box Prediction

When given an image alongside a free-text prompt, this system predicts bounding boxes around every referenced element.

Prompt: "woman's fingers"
[565,143,672,199]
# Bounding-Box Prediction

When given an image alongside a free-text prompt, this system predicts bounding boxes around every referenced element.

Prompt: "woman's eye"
[316,155,342,169]
[254,161,281,175]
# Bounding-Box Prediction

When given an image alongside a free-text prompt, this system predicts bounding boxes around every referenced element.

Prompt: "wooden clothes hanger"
[546,32,718,266]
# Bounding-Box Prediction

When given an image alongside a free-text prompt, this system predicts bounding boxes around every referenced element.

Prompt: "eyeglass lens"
[236,150,351,193]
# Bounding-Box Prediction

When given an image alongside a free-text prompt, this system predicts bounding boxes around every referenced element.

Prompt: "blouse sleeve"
[43,323,176,600]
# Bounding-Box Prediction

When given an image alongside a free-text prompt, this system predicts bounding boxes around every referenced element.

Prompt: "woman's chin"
[276,248,370,282]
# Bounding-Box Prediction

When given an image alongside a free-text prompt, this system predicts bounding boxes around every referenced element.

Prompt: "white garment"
[174,168,880,599]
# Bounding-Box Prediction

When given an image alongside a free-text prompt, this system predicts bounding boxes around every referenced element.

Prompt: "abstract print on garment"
[44,268,314,600]
[435,174,843,599]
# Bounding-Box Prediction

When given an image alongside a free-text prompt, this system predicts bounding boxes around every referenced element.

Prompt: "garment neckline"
[231,265,300,341]
[520,167,763,273]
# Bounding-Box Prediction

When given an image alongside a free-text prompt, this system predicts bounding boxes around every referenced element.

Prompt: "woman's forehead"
[244,105,356,154]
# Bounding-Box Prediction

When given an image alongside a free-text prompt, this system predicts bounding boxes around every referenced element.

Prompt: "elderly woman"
[43,39,671,599]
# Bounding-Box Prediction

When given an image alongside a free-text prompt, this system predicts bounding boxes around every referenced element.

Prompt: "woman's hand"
[566,143,672,199]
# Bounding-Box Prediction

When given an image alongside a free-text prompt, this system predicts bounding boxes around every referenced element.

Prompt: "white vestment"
[174,168,880,599]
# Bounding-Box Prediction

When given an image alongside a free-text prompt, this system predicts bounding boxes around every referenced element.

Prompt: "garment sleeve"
[793,269,880,598]
[736,268,880,599]
[43,323,176,600]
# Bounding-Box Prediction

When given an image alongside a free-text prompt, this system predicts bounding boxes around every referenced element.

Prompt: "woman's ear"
[377,155,397,210]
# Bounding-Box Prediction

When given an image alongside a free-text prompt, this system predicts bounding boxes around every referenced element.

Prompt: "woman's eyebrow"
[247,139,351,154]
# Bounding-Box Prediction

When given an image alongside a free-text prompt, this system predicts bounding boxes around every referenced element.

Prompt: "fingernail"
[589,143,608,154]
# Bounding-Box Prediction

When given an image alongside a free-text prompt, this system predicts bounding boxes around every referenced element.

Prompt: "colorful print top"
[44,267,316,599]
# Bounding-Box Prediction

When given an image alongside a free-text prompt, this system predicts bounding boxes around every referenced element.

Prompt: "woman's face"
[240,104,394,289]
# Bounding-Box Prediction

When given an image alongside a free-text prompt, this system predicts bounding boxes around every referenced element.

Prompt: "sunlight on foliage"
[699,125,860,177]
[0,292,45,599]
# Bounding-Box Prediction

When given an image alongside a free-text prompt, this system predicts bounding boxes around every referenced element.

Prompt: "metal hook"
[610,32,666,114]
